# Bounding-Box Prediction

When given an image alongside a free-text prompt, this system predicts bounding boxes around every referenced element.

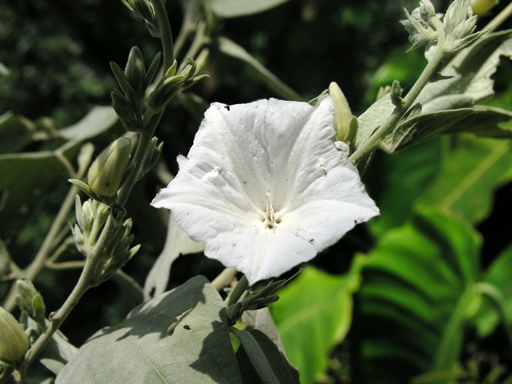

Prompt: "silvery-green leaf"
[203,0,288,18]
[445,105,512,137]
[56,276,241,384]
[383,108,479,152]
[419,29,512,113]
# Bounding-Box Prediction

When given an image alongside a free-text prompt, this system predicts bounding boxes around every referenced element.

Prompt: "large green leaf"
[271,261,363,384]
[217,37,301,101]
[355,209,481,384]
[366,136,443,236]
[56,276,242,384]
[445,105,512,138]
[416,136,512,224]
[203,0,288,18]
[472,242,512,338]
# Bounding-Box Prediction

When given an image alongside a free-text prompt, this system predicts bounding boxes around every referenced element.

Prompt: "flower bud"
[470,0,499,15]
[88,137,131,197]
[329,82,352,141]
[15,278,45,324]
[0,306,28,364]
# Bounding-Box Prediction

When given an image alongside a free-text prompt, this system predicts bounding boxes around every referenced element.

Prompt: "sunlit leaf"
[366,136,444,236]
[416,136,512,223]
[271,260,363,384]
[355,209,481,383]
[203,0,288,18]
[56,276,242,384]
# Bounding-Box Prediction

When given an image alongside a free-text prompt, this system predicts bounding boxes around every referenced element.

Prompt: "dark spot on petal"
[224,105,230,111]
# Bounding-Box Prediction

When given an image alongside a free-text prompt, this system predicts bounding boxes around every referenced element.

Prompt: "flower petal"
[152,96,379,285]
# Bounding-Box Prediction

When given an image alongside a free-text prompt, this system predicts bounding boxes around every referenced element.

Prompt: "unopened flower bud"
[0,306,28,364]
[16,278,45,324]
[470,0,499,15]
[329,82,352,141]
[88,137,131,197]
[125,46,147,93]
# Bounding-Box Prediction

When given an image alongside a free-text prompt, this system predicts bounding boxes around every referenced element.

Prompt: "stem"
[150,0,174,70]
[24,215,117,368]
[212,267,237,291]
[2,184,79,312]
[349,42,447,164]
[483,1,512,33]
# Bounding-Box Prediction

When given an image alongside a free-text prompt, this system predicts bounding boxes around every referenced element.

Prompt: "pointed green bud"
[470,0,499,15]
[329,82,352,141]
[0,306,28,364]
[15,278,45,324]
[125,46,146,92]
[164,60,178,79]
[88,137,132,197]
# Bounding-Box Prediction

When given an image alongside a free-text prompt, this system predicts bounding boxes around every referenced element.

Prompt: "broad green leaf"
[0,112,35,153]
[356,209,481,384]
[217,37,302,101]
[366,136,444,236]
[0,107,118,237]
[416,136,512,223]
[445,105,512,138]
[271,261,363,384]
[203,0,288,18]
[383,108,478,152]
[56,276,242,384]
[472,242,512,337]
[232,328,299,384]
[144,212,205,299]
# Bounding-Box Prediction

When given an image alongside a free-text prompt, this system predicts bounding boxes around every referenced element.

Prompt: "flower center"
[260,190,281,231]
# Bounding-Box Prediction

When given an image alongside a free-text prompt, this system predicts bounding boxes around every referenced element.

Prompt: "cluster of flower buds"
[401,0,480,59]
[72,196,140,286]
[226,278,290,325]
[16,278,46,327]
[111,47,162,132]
[147,57,209,114]
[121,0,159,37]
[0,306,28,380]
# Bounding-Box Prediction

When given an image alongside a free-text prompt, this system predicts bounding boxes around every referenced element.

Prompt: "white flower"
[151,96,379,285]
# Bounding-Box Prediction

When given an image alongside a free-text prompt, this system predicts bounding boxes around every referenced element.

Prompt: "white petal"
[152,96,379,285]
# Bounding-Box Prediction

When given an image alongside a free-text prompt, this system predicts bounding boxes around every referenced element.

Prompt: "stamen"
[261,190,280,231]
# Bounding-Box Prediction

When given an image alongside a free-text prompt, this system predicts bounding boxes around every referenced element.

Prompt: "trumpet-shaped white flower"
[152,96,379,284]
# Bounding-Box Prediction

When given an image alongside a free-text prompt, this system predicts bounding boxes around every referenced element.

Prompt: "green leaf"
[366,136,444,236]
[445,105,512,138]
[217,37,302,101]
[472,242,512,337]
[355,209,481,384]
[383,108,478,152]
[0,112,35,153]
[56,276,242,384]
[271,261,363,384]
[203,0,288,18]
[232,328,299,384]
[416,136,512,223]
[144,212,205,299]
[418,29,512,113]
